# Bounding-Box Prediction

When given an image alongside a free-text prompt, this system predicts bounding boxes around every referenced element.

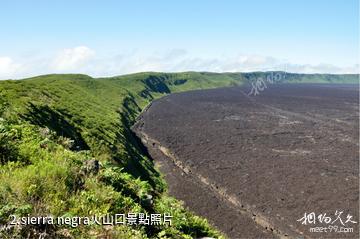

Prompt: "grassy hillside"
[0,72,358,238]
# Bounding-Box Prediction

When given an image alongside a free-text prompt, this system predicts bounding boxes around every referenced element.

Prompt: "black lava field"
[133,84,359,239]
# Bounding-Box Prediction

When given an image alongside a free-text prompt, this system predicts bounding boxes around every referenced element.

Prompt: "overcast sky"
[0,0,359,79]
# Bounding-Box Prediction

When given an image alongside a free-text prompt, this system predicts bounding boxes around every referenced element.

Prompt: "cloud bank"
[53,46,95,71]
[0,57,21,78]
[0,46,358,79]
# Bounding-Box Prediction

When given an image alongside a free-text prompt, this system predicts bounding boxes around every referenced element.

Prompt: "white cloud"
[53,46,95,71]
[0,48,358,80]
[284,63,360,74]
[0,57,21,79]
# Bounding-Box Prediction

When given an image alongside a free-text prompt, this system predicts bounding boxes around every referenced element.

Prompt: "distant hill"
[0,71,358,238]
